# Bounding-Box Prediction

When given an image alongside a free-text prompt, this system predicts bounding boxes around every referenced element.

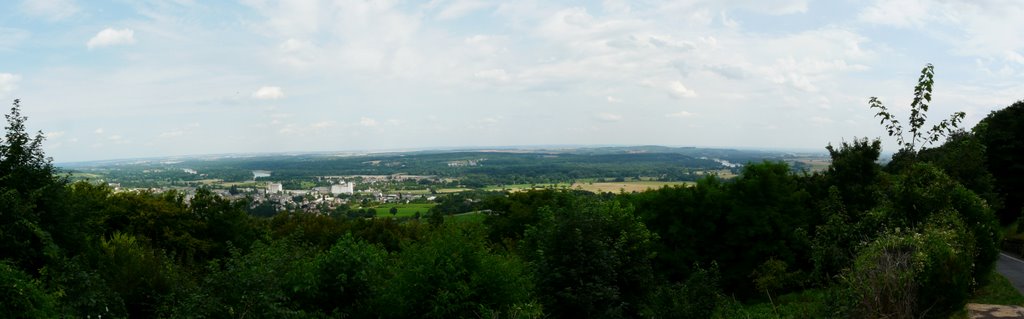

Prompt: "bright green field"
[446,212,486,223]
[67,172,104,179]
[372,203,436,217]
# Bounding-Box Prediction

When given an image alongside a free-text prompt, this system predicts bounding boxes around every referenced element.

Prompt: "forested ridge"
[3,73,1024,318]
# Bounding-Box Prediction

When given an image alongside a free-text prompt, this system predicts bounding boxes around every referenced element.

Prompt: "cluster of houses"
[101,171,441,215]
[447,159,483,167]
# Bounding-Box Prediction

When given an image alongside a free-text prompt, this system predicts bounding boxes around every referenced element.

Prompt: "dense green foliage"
[975,100,1024,224]
[522,199,655,318]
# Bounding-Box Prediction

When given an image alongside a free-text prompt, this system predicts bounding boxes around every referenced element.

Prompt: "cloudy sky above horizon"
[2,0,1023,162]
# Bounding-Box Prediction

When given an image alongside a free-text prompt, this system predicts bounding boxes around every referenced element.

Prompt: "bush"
[522,199,656,318]
[374,223,535,318]
[640,264,722,319]
[0,261,59,319]
[169,239,314,318]
[90,232,182,318]
[886,163,999,286]
[845,210,974,319]
[41,256,124,317]
[290,234,388,317]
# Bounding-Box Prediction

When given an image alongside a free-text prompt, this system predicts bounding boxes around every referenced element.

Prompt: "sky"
[2,0,1024,162]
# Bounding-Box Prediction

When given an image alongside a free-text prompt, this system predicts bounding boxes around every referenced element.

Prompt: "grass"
[394,189,432,195]
[948,271,1024,319]
[967,271,1024,306]
[66,172,104,179]
[717,270,1024,319]
[483,183,573,192]
[714,288,833,319]
[446,212,486,224]
[435,188,470,193]
[570,181,694,193]
[220,181,261,187]
[372,203,436,218]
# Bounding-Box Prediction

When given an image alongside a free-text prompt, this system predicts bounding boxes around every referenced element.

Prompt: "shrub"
[522,199,656,318]
[640,264,722,319]
[290,234,388,317]
[0,261,59,319]
[845,210,974,319]
[170,239,314,318]
[374,223,535,318]
[90,232,181,318]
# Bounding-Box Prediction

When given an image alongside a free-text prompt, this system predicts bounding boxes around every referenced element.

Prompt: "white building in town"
[330,181,355,195]
[267,182,283,194]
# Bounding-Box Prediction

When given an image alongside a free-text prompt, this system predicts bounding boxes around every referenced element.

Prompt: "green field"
[394,189,432,195]
[483,183,573,191]
[446,212,486,223]
[67,172,105,179]
[435,188,470,193]
[571,181,694,193]
[372,203,436,217]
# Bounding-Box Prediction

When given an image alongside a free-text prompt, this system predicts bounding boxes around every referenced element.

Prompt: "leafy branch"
[868,64,965,152]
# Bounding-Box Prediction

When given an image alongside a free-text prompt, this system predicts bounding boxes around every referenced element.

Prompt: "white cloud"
[160,130,184,138]
[666,111,694,118]
[606,96,622,103]
[86,28,136,49]
[21,0,79,20]
[436,0,491,20]
[809,116,834,125]
[0,73,20,95]
[857,1,1024,64]
[704,64,748,80]
[0,28,30,51]
[858,0,932,28]
[311,121,334,129]
[736,1,809,15]
[359,117,379,127]
[474,69,510,82]
[720,11,739,29]
[252,86,285,100]
[774,73,818,92]
[278,38,320,67]
[45,131,65,139]
[668,81,697,98]
[602,0,632,14]
[94,128,104,134]
[108,134,123,141]
[596,112,622,122]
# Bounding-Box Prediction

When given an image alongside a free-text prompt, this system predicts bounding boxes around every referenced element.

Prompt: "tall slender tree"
[0,99,63,271]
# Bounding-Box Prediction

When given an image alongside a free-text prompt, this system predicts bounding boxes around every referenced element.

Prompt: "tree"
[825,138,883,213]
[522,198,656,318]
[375,223,535,318]
[869,64,965,154]
[291,234,388,317]
[0,99,67,272]
[389,206,398,216]
[916,130,1002,220]
[974,101,1024,223]
[0,261,59,318]
[0,99,55,196]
